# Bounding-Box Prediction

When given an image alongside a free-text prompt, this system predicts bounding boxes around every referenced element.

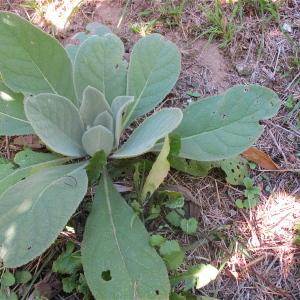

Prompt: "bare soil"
[0,0,299,299]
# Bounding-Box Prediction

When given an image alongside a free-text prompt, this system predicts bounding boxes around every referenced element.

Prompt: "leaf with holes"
[0,163,88,267]
[82,170,170,299]
[0,12,75,101]
[124,34,181,126]
[25,94,86,157]
[175,85,280,161]
[74,34,127,104]
[65,22,112,62]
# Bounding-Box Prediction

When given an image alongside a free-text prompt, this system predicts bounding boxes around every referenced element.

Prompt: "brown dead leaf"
[242,147,279,170]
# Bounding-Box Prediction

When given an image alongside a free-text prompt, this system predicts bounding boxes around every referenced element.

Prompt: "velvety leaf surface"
[66,22,112,62]
[81,171,170,300]
[0,157,69,195]
[113,108,182,158]
[111,96,134,147]
[25,94,86,157]
[82,125,114,156]
[74,35,127,104]
[14,148,62,168]
[124,34,181,126]
[0,12,75,101]
[0,81,33,135]
[0,163,88,267]
[79,86,111,128]
[175,85,280,161]
[93,111,114,132]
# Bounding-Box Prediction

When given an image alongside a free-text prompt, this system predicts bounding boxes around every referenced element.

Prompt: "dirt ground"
[0,0,299,299]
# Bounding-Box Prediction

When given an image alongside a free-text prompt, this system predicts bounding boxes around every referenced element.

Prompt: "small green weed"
[235,177,261,208]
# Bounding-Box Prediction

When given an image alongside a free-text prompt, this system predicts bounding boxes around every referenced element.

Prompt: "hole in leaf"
[101,270,112,281]
[237,165,240,169]
[115,64,119,70]
[155,290,160,295]
[231,169,235,173]
[27,246,31,250]
[244,88,249,92]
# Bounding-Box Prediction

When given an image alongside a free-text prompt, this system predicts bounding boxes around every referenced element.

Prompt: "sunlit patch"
[44,0,82,31]
[0,91,14,101]
[17,198,33,213]
[5,224,16,243]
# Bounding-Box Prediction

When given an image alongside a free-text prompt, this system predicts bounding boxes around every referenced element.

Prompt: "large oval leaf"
[0,163,88,267]
[124,34,181,126]
[0,81,33,136]
[79,86,111,128]
[25,94,86,157]
[0,12,75,101]
[175,85,280,161]
[74,34,127,104]
[113,108,183,158]
[81,170,170,299]
[82,125,114,156]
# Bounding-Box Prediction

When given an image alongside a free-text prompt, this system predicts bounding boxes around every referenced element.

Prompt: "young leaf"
[180,218,198,235]
[141,136,170,201]
[159,240,184,271]
[0,163,88,268]
[0,12,76,101]
[124,34,181,125]
[25,94,86,157]
[1,271,15,287]
[111,96,134,147]
[171,264,219,290]
[15,271,32,284]
[0,81,33,136]
[93,111,114,132]
[113,108,182,158]
[52,242,82,275]
[166,210,184,227]
[175,85,280,161]
[81,170,170,299]
[82,125,114,156]
[85,150,107,184]
[74,34,127,104]
[150,235,166,247]
[62,276,78,293]
[14,148,62,168]
[79,86,111,128]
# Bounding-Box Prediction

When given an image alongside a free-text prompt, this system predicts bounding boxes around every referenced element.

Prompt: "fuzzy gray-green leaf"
[93,111,114,132]
[113,108,182,158]
[79,86,111,128]
[0,12,75,101]
[0,81,33,136]
[81,170,170,299]
[124,34,181,126]
[111,96,134,146]
[82,125,113,156]
[0,163,88,268]
[25,94,86,157]
[175,85,280,161]
[74,34,127,104]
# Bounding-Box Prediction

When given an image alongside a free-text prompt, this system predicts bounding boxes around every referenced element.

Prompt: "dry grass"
[0,0,299,299]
